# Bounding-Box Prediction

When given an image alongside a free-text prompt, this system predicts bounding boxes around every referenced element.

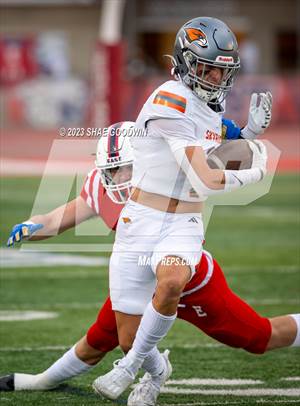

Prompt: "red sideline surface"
[0,126,299,176]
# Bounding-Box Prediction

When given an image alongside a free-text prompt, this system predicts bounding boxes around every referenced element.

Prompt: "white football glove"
[247,140,268,177]
[241,92,273,139]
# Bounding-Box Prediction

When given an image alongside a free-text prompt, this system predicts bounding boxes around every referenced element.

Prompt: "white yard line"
[256,401,300,404]
[166,379,264,386]
[1,270,106,279]
[1,158,91,176]
[0,311,58,321]
[224,266,299,274]
[0,343,224,352]
[0,346,70,352]
[0,302,102,309]
[281,377,300,382]
[160,388,300,396]
[0,248,109,268]
[21,244,114,252]
[164,401,300,406]
[246,299,299,305]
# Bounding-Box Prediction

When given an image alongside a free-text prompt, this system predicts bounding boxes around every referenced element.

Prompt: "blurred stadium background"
[0,1,299,405]
[0,0,299,175]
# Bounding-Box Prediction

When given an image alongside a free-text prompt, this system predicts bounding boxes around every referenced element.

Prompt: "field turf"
[0,174,299,406]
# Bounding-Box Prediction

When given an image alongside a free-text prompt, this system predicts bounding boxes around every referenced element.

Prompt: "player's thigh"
[109,249,156,315]
[152,212,204,278]
[110,201,167,315]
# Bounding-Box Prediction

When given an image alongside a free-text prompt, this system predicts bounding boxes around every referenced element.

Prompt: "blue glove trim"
[222,118,242,140]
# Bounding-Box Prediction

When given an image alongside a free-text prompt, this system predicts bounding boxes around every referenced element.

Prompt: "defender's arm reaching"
[7,196,95,246]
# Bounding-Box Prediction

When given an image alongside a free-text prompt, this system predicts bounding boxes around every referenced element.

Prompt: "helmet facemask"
[95,121,135,205]
[182,50,239,104]
[98,162,132,204]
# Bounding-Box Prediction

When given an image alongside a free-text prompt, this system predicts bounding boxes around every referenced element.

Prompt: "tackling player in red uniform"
[1,121,299,405]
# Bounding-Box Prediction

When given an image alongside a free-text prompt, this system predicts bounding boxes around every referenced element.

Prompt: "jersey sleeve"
[148,117,205,152]
[80,168,101,214]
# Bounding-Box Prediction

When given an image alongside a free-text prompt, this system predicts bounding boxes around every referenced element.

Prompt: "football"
[207,139,258,170]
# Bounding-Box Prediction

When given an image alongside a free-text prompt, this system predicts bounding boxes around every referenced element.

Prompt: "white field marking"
[216,206,299,221]
[281,377,300,382]
[160,388,300,396]
[164,401,300,406]
[21,243,114,252]
[166,379,263,386]
[166,343,222,349]
[0,248,109,268]
[1,270,106,279]
[246,298,300,305]
[256,400,300,404]
[0,343,224,352]
[0,311,58,321]
[1,158,91,176]
[224,265,299,274]
[1,302,102,310]
[0,346,70,352]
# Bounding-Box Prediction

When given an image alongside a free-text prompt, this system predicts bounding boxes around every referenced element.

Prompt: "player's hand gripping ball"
[207,139,267,173]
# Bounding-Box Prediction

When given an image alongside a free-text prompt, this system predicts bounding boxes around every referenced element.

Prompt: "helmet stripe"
[108,122,123,158]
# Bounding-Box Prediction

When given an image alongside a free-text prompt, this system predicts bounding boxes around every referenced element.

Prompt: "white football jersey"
[131,80,224,202]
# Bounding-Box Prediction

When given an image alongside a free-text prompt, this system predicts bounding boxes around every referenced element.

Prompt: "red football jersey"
[80,168,124,230]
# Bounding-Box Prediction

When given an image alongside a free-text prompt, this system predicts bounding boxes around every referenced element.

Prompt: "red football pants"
[87,259,271,354]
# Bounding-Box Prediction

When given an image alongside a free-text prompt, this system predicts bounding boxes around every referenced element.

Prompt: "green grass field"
[0,174,300,406]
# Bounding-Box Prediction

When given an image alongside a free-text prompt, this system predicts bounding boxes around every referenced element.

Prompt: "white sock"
[142,347,165,376]
[132,301,176,357]
[14,345,94,390]
[290,314,300,347]
[119,301,176,376]
[142,347,167,389]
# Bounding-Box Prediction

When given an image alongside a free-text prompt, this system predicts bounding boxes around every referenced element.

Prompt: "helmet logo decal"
[185,28,208,47]
[216,55,234,63]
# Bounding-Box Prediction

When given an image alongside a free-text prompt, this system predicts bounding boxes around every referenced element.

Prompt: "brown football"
[207,139,254,170]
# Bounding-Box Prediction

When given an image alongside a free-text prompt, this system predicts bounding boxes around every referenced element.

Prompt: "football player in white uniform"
[2,117,299,405]
[92,17,276,403]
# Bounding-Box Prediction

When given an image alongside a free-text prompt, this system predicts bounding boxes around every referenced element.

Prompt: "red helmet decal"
[216,55,234,63]
[185,28,208,47]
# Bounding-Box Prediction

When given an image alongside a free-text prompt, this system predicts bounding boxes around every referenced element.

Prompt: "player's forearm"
[28,197,94,240]
[184,146,225,190]
[177,146,264,198]
[28,207,73,240]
